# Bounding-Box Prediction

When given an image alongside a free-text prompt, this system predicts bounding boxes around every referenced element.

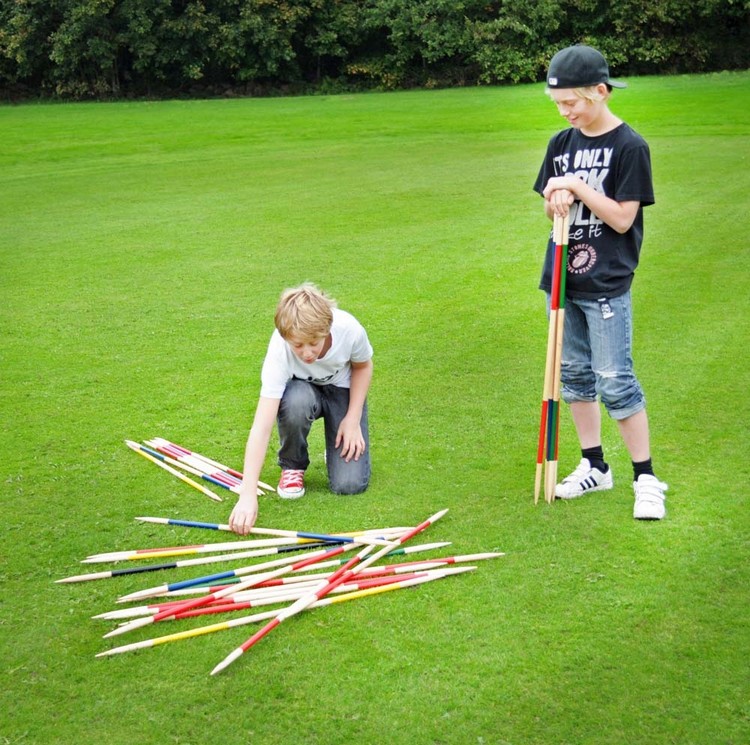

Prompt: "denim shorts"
[548,291,646,420]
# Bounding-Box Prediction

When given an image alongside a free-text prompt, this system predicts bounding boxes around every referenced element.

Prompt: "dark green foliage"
[0,0,748,99]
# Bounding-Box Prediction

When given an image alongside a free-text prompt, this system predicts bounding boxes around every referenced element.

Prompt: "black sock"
[582,446,607,473]
[633,458,654,480]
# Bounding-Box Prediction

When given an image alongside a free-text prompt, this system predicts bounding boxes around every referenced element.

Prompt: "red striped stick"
[211,508,449,675]
[172,570,462,619]
[83,537,327,564]
[117,573,424,625]
[150,437,274,493]
[151,438,243,478]
[127,441,223,502]
[103,566,295,638]
[132,516,413,540]
[544,213,570,503]
[85,526,399,564]
[113,545,453,602]
[116,540,406,604]
[144,441,242,491]
[94,554,503,621]
[58,542,336,584]
[137,441,256,502]
[105,538,376,635]
[535,212,569,504]
[96,567,474,658]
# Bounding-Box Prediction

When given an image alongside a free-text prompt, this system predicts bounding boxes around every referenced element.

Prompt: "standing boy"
[229,283,373,534]
[533,44,668,519]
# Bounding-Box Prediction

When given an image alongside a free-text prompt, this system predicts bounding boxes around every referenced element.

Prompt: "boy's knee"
[329,464,370,495]
[279,381,318,419]
[597,371,644,416]
[330,479,369,496]
[561,365,597,402]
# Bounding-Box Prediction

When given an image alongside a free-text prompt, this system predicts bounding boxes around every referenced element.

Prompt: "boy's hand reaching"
[335,415,366,462]
[229,493,258,535]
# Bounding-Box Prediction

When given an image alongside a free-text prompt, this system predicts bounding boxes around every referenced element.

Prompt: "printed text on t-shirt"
[553,147,614,240]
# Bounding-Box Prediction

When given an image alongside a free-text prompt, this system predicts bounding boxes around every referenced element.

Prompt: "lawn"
[1,71,748,745]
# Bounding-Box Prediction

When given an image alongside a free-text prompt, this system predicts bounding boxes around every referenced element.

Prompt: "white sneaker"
[633,475,667,520]
[555,458,613,499]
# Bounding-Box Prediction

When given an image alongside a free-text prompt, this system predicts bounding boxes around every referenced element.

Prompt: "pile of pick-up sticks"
[124,437,275,502]
[57,438,503,675]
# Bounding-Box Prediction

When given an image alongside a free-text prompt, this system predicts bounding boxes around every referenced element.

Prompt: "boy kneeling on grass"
[229,283,373,535]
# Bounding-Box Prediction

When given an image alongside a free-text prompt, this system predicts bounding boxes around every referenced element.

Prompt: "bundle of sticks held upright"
[57,438,503,675]
[535,213,570,505]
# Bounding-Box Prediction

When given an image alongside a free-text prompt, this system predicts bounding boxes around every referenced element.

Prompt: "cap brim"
[608,79,627,89]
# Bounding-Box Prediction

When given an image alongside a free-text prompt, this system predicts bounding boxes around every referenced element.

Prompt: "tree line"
[1,0,748,100]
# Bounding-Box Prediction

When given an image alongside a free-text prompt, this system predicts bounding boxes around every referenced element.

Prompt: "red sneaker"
[277,469,305,499]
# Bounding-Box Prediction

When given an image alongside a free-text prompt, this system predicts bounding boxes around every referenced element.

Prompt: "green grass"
[1,71,749,745]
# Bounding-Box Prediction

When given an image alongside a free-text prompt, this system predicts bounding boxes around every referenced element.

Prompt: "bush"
[0,0,747,100]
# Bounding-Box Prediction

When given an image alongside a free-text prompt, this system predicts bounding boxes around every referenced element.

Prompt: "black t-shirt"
[533,123,655,299]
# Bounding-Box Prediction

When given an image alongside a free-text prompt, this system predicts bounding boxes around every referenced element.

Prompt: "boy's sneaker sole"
[277,488,305,499]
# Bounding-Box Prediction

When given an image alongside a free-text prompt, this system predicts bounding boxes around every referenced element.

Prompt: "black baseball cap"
[546,45,626,89]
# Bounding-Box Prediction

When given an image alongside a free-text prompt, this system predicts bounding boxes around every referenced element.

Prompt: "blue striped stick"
[116,542,363,603]
[56,541,333,584]
[133,516,412,542]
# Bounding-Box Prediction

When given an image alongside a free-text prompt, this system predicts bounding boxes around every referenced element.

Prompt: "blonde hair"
[274,283,336,341]
[545,84,610,103]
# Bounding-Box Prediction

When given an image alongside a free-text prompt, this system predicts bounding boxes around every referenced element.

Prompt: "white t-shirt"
[260,309,373,399]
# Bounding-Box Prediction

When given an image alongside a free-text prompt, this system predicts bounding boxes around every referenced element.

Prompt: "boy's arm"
[229,396,280,535]
[336,359,373,463]
[543,176,640,234]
